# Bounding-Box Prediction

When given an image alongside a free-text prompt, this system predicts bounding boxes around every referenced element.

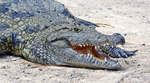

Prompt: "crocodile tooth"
[94,46,97,50]
[79,44,82,47]
[104,58,107,61]
[82,44,85,47]
[85,43,88,46]
[87,53,90,56]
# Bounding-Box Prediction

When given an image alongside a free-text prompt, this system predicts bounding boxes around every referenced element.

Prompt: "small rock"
[1,66,6,69]
[124,33,127,36]
[15,76,20,79]
[142,43,146,46]
[31,66,39,68]
[107,8,112,10]
[137,64,141,67]
[38,68,43,71]
[124,60,129,64]
[27,64,32,67]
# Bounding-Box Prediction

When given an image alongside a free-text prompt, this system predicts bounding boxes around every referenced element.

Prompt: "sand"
[0,0,150,83]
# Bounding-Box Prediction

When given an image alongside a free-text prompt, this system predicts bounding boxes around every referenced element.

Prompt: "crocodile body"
[0,0,137,69]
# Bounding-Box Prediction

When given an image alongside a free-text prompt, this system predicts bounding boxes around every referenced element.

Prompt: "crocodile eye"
[73,28,82,32]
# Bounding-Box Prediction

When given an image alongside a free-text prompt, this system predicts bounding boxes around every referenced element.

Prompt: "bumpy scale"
[0,0,137,69]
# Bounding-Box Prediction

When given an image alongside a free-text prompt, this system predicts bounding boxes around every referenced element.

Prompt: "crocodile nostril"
[112,33,125,45]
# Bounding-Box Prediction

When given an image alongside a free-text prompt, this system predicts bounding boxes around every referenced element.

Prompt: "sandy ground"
[0,0,150,83]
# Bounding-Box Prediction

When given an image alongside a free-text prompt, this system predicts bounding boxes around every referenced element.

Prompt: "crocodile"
[0,0,137,69]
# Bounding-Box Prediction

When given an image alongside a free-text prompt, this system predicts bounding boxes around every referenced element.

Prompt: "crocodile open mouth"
[49,38,109,61]
[70,42,107,61]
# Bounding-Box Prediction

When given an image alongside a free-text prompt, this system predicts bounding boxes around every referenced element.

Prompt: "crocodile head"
[45,26,131,69]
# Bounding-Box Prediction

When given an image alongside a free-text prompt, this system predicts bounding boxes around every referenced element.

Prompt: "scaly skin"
[0,0,137,69]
